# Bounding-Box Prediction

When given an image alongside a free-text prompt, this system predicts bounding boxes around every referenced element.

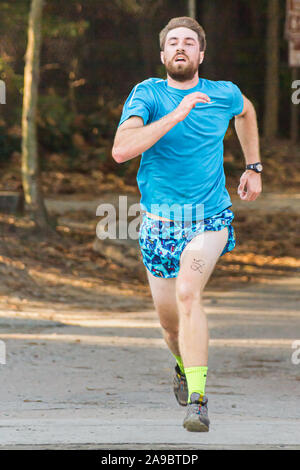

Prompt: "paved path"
[45,192,300,216]
[0,277,299,449]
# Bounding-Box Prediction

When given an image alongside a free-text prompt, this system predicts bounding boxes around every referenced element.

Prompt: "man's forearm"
[234,106,261,165]
[113,110,180,163]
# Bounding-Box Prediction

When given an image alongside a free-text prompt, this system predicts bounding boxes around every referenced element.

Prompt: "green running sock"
[185,366,208,403]
[173,354,185,375]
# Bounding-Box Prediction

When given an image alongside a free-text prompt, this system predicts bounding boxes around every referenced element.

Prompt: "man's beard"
[164,55,199,82]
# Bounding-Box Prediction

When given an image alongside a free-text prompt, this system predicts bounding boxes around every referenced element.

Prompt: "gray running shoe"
[173,364,188,406]
[183,392,210,432]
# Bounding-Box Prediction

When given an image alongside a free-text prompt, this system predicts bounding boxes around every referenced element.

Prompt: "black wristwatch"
[246,162,263,173]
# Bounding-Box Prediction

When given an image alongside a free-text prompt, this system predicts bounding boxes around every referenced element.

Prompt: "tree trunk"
[21,0,50,231]
[263,0,280,139]
[137,17,154,77]
[201,1,218,80]
[188,0,196,19]
[291,67,299,143]
[137,0,163,78]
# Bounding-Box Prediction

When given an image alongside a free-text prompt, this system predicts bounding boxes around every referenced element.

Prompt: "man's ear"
[199,51,205,65]
[160,51,165,64]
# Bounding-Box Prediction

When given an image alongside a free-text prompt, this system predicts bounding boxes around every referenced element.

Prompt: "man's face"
[161,27,204,82]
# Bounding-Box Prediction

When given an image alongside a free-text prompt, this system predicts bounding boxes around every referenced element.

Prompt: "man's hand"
[174,92,211,122]
[237,170,262,201]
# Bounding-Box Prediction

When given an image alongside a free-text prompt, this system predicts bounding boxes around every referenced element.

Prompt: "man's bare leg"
[176,227,229,430]
[145,268,188,406]
[146,270,180,356]
[145,228,228,363]
[176,227,229,367]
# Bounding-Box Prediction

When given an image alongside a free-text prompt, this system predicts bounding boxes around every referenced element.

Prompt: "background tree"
[188,0,196,19]
[21,0,49,230]
[263,0,280,139]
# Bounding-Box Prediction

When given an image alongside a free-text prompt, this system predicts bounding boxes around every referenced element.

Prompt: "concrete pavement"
[0,276,299,449]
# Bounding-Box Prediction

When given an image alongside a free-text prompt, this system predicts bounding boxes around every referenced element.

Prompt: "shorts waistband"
[141,207,232,224]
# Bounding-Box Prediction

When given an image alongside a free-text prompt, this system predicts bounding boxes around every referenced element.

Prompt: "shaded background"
[0,0,297,182]
[0,0,299,311]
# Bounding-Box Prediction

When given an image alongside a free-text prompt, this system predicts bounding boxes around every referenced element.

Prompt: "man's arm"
[112,91,211,163]
[234,95,262,201]
[112,112,179,163]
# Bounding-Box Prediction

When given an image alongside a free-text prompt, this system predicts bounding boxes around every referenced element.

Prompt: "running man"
[112,17,262,432]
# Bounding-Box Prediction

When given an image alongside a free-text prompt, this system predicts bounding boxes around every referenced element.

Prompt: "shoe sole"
[174,391,188,407]
[173,377,188,407]
[183,419,209,432]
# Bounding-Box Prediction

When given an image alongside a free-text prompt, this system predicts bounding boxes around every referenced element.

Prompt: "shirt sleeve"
[229,82,244,118]
[118,82,155,127]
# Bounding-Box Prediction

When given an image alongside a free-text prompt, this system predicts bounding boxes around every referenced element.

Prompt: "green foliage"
[0,126,20,163]
[0,59,24,94]
[38,94,76,153]
[43,17,89,38]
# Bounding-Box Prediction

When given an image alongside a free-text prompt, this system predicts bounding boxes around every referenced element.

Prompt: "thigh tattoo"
[190,258,206,273]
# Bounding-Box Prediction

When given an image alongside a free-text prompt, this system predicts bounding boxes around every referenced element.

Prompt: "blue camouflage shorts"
[138,207,236,278]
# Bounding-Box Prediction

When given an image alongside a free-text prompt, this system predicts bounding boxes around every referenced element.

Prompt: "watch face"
[256,164,263,172]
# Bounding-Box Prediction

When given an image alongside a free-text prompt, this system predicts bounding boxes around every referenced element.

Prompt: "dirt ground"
[0,187,299,316]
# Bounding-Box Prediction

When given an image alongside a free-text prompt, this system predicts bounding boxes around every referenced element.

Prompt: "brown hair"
[159,17,206,52]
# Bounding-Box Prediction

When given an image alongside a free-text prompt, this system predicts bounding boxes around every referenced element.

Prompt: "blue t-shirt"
[118,77,244,221]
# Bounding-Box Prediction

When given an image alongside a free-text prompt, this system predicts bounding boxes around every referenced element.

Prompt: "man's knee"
[176,281,202,315]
